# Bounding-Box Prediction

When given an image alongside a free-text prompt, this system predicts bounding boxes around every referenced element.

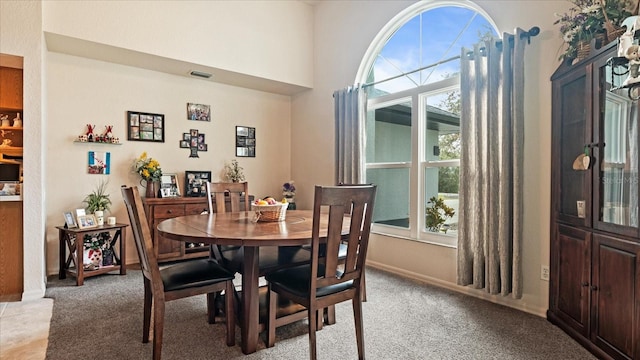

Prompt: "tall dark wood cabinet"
[549,42,640,360]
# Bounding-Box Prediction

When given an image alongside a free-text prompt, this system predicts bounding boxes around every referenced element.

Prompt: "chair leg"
[266,287,277,348]
[325,305,336,325]
[143,278,152,343]
[225,280,236,346]
[206,292,216,324]
[316,309,324,330]
[152,297,165,360]
[352,293,365,360]
[361,269,367,302]
[308,307,318,360]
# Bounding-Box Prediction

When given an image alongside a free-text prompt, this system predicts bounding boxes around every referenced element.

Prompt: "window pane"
[424,167,459,234]
[367,6,497,98]
[366,101,412,163]
[367,167,410,228]
[425,91,461,161]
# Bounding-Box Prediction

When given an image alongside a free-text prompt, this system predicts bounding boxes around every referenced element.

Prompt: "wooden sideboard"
[142,195,252,262]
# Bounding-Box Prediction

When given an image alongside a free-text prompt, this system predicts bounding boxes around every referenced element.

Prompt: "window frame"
[358,1,497,248]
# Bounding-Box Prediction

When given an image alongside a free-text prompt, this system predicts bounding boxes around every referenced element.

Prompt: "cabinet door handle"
[167,210,173,214]
[591,285,598,291]
[581,282,589,287]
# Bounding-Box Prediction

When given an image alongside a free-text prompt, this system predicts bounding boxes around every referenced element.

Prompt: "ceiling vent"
[189,70,212,79]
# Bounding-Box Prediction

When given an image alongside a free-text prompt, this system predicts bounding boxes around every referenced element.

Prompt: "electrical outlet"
[541,265,550,281]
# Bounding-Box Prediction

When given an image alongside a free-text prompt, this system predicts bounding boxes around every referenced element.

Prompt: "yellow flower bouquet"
[133,152,162,182]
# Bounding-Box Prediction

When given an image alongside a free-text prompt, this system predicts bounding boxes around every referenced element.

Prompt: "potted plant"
[425,196,455,233]
[555,0,632,62]
[224,159,245,182]
[84,179,112,225]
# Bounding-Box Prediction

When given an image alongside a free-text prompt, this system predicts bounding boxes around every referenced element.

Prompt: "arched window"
[358,1,498,247]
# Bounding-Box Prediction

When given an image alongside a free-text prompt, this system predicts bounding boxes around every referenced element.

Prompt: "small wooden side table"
[57,223,128,286]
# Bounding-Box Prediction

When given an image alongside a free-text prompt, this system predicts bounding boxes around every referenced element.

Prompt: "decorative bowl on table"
[251,199,288,222]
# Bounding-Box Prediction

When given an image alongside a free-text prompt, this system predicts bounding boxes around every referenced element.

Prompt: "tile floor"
[0,298,52,360]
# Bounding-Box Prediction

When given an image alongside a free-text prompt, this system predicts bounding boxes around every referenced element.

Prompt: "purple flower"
[283,182,296,193]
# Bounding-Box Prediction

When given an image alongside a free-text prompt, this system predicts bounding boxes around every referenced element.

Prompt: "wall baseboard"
[366,260,548,318]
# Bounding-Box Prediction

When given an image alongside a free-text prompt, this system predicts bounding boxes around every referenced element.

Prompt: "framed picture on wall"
[184,171,211,197]
[127,111,165,142]
[236,126,255,158]
[187,103,211,121]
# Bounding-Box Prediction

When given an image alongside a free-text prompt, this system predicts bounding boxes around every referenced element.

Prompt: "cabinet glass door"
[554,67,591,226]
[595,58,639,234]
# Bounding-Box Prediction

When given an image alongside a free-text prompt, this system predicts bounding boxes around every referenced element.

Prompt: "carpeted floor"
[45,267,595,359]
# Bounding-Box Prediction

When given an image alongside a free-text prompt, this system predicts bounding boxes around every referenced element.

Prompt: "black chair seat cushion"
[265,264,353,298]
[161,259,235,292]
[222,246,311,276]
[302,243,348,258]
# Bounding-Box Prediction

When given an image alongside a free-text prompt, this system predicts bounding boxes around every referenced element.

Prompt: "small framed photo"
[185,171,211,197]
[63,211,78,229]
[75,208,86,218]
[179,140,189,148]
[187,103,211,121]
[160,173,181,198]
[77,214,98,229]
[127,111,165,142]
[183,133,191,141]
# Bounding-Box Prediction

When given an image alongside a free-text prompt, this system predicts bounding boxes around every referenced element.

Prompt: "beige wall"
[2,0,573,316]
[293,0,569,316]
[45,53,292,271]
[42,0,314,88]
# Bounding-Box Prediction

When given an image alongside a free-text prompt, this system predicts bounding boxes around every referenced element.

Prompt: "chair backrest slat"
[121,186,163,290]
[206,182,249,214]
[310,185,376,296]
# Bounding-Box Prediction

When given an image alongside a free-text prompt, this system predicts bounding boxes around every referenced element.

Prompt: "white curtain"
[334,85,366,185]
[457,29,526,298]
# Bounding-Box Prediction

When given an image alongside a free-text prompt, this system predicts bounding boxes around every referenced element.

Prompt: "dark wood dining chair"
[205,181,311,276]
[265,184,376,360]
[205,181,318,335]
[205,181,250,261]
[305,182,372,326]
[121,185,236,360]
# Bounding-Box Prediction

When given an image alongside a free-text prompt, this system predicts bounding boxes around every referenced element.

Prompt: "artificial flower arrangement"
[133,151,163,182]
[555,0,632,61]
[224,159,245,182]
[282,181,296,198]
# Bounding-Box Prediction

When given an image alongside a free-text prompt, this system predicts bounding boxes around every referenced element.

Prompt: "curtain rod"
[362,26,540,89]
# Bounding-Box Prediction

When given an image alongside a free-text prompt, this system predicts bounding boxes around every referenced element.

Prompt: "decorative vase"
[94,210,104,226]
[145,180,158,198]
[284,195,296,210]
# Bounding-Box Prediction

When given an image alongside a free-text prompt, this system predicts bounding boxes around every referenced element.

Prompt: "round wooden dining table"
[157,209,347,354]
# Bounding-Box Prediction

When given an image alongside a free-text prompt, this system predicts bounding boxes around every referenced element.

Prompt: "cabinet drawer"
[153,205,185,218]
[185,203,208,215]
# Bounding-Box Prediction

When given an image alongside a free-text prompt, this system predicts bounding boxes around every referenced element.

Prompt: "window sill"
[371,229,457,249]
